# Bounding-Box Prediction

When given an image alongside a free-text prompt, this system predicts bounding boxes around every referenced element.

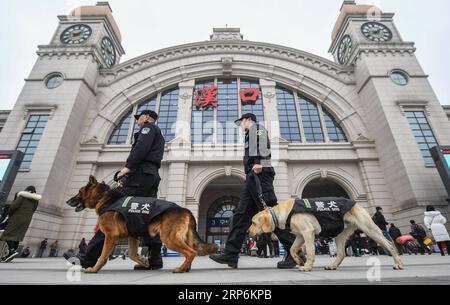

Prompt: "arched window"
[276,85,348,143]
[107,88,179,145]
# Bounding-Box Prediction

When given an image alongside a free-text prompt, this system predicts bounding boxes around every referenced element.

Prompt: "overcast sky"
[0,0,449,110]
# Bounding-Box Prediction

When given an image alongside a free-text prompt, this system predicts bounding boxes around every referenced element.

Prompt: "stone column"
[260,79,280,139]
[176,80,195,142]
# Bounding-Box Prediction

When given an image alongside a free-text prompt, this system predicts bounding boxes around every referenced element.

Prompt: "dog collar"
[268,207,280,229]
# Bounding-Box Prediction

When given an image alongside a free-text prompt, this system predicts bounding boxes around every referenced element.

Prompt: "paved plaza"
[1,255,449,285]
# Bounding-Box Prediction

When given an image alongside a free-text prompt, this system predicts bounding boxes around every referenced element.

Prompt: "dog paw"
[324,266,337,271]
[393,265,404,270]
[140,259,150,268]
[299,266,312,272]
[84,267,98,274]
[173,267,189,274]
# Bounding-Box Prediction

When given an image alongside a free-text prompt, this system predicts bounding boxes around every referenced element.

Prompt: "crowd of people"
[243,234,281,258]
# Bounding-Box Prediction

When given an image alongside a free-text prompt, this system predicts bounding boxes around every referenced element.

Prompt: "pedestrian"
[389,223,404,255]
[0,186,41,263]
[372,207,394,255]
[78,238,87,255]
[424,206,450,256]
[20,247,31,258]
[36,238,48,258]
[256,233,270,258]
[410,220,429,255]
[210,113,299,269]
[49,240,59,257]
[271,234,280,257]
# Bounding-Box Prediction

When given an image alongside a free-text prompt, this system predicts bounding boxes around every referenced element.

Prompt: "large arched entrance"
[198,175,244,249]
[206,196,239,247]
[302,178,351,199]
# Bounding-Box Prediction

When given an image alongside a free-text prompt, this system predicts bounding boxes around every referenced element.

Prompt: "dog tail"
[188,213,219,255]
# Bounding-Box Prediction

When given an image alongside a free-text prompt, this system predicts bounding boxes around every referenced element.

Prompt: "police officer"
[117,110,164,199]
[64,110,166,270]
[209,113,299,269]
[117,110,165,270]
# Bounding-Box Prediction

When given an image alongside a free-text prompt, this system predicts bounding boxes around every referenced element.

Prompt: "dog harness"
[100,196,179,237]
[285,198,356,238]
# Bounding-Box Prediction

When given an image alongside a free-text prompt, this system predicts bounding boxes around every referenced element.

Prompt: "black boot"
[134,247,163,270]
[63,251,87,267]
[277,250,306,269]
[2,251,19,263]
[134,258,163,270]
[209,252,238,269]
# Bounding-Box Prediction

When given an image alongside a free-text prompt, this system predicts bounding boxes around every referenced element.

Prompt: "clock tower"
[330,1,450,223]
[53,1,124,68]
[0,2,125,245]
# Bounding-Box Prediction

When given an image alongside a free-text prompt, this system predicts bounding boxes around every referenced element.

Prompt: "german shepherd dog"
[67,176,218,274]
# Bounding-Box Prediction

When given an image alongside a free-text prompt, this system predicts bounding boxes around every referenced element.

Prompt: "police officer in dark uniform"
[209,113,299,269]
[64,110,166,270]
[116,110,165,270]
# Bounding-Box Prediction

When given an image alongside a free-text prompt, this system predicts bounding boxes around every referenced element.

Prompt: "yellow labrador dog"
[248,198,404,272]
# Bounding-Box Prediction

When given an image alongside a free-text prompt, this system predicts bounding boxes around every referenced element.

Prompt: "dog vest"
[100,197,179,237]
[286,198,356,238]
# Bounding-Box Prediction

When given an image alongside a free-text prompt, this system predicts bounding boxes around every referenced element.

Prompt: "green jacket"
[1,191,41,242]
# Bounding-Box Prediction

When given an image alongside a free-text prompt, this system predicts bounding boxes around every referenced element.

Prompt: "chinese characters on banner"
[195,86,261,110]
[195,85,218,109]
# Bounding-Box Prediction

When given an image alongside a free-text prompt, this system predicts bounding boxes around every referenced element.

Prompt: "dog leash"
[251,172,269,211]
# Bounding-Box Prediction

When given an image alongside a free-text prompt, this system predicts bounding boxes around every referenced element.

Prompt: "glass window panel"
[405,111,438,164]
[192,80,215,144]
[157,88,179,142]
[276,87,301,142]
[298,96,328,143]
[108,111,132,145]
[16,114,49,169]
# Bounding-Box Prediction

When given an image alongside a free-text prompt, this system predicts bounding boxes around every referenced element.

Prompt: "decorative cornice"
[98,41,355,85]
[396,100,430,116]
[23,105,58,120]
[36,45,104,66]
[352,43,416,65]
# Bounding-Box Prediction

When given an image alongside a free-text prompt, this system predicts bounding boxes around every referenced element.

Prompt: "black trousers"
[272,240,280,256]
[225,170,295,256]
[81,168,162,268]
[6,241,19,254]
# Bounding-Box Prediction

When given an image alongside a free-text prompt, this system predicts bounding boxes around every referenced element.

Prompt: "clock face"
[60,24,92,45]
[101,37,116,68]
[361,22,392,42]
[337,35,353,65]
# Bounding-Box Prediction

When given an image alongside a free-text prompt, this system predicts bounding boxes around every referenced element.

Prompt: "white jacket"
[424,211,450,242]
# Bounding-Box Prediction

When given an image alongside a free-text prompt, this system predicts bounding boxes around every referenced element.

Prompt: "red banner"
[240,88,261,104]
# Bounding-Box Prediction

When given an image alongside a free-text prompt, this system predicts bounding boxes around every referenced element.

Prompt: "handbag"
[423,238,433,246]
